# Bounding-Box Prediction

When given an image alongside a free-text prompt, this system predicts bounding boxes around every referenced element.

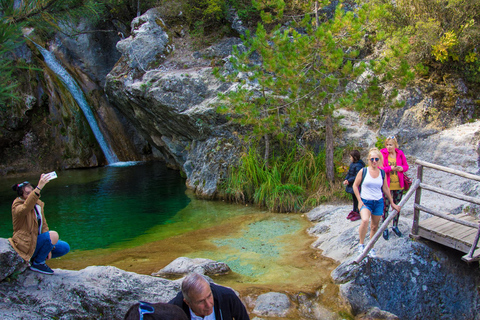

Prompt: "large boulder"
[0,238,27,282]
[0,264,181,319]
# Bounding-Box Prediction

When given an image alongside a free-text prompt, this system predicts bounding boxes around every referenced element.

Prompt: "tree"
[216,0,414,182]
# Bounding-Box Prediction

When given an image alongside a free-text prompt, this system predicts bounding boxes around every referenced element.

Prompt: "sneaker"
[368,248,377,258]
[383,229,389,240]
[392,226,402,237]
[350,212,361,221]
[30,263,54,275]
[358,244,365,254]
[346,211,355,220]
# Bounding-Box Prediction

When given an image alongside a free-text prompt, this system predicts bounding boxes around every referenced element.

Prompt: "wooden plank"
[417,227,472,253]
[415,204,479,228]
[419,217,451,231]
[422,221,476,243]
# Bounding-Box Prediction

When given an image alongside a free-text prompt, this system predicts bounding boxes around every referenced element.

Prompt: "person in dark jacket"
[169,273,250,320]
[343,150,365,221]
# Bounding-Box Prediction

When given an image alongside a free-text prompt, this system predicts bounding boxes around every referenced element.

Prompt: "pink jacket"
[380,148,409,189]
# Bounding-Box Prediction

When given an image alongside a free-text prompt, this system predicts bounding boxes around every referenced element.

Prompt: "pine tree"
[216,0,414,182]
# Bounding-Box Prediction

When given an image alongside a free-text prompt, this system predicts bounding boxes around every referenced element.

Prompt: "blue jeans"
[31,231,70,265]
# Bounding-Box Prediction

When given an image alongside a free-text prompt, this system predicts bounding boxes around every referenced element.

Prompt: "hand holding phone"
[46,171,57,181]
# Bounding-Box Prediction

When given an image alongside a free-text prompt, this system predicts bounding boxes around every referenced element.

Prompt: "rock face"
[0,239,27,282]
[307,121,480,319]
[105,8,243,197]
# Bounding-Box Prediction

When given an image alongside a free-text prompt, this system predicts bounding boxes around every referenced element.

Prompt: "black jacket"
[169,283,250,320]
[344,159,366,194]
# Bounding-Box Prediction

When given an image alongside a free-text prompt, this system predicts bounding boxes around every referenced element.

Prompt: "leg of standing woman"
[370,214,382,239]
[383,192,391,222]
[391,190,404,227]
[359,208,372,245]
[352,194,359,213]
[382,192,392,240]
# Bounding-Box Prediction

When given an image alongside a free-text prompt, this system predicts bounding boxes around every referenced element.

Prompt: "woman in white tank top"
[352,148,401,258]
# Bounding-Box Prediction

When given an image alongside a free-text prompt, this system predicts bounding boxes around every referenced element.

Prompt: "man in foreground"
[169,273,250,320]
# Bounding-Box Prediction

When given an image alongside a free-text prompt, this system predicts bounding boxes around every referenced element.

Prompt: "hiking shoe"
[30,263,54,275]
[383,229,389,240]
[350,212,361,221]
[358,244,365,254]
[368,248,377,258]
[392,226,402,237]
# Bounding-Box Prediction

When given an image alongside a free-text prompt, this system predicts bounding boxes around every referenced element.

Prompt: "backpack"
[361,167,385,186]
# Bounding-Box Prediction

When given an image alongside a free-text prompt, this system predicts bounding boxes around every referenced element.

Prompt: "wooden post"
[466,223,480,260]
[411,163,423,236]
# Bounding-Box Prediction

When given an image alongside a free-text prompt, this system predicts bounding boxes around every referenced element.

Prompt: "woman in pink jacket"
[380,136,409,240]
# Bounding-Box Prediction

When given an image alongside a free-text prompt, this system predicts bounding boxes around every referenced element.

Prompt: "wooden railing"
[412,160,480,262]
[355,159,480,263]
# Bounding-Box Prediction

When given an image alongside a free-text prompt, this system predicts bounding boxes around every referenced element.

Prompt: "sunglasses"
[388,136,396,140]
[138,301,154,320]
[370,158,380,162]
[17,181,30,188]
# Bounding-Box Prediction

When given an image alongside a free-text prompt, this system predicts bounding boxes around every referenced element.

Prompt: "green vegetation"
[220,145,347,212]
[215,0,415,211]
[369,0,480,83]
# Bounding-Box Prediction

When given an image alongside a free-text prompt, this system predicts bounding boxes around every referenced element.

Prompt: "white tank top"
[360,168,383,200]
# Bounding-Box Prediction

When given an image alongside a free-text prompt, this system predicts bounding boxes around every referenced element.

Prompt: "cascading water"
[34,43,119,164]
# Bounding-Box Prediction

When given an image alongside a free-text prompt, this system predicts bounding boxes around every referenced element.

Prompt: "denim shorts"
[361,198,384,216]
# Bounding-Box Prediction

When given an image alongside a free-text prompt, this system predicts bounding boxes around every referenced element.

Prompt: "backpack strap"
[361,167,367,185]
[361,167,385,186]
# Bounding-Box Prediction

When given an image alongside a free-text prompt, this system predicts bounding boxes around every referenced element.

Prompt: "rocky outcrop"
[105,8,243,197]
[307,121,480,319]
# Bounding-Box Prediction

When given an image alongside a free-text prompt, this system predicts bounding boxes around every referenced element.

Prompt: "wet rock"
[253,292,291,317]
[152,257,231,277]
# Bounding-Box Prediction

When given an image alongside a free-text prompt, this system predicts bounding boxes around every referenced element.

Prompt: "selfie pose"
[9,173,69,275]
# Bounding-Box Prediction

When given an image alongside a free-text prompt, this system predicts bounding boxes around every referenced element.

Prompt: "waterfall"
[34,44,119,164]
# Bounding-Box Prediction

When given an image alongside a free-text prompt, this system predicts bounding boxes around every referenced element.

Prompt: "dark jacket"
[344,159,366,194]
[169,283,250,320]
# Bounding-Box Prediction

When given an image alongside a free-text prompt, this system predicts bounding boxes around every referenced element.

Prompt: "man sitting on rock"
[169,273,250,320]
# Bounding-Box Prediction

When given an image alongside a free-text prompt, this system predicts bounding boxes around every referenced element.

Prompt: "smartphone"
[46,171,57,181]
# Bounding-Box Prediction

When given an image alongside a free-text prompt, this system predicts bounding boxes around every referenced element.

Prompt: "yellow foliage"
[432,31,458,62]
[465,52,478,63]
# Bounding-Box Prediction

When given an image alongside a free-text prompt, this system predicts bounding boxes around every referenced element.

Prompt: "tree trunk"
[325,113,334,182]
[264,133,270,163]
